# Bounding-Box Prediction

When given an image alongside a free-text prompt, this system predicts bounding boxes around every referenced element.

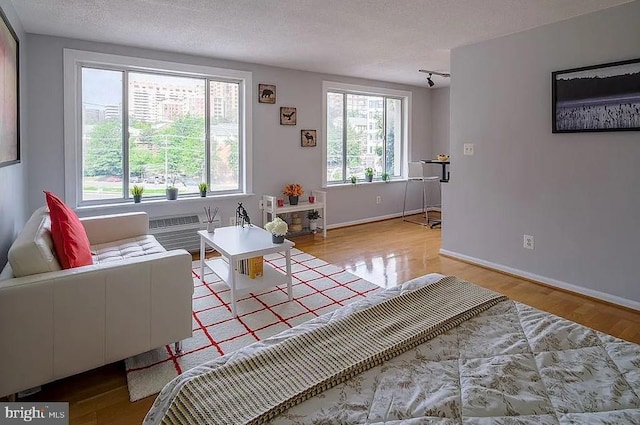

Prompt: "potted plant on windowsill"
[381,172,390,182]
[265,217,288,244]
[350,175,357,185]
[198,182,208,197]
[307,210,321,233]
[131,185,144,203]
[166,175,179,200]
[364,167,374,182]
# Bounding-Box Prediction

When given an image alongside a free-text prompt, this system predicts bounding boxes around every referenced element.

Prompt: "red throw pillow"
[44,191,93,269]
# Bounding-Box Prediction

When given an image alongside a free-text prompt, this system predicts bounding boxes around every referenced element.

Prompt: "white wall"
[26,35,431,226]
[430,87,450,158]
[0,0,27,268]
[444,1,640,307]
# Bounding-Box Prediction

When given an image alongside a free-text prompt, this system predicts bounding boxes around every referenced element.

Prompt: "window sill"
[323,180,404,189]
[75,192,254,215]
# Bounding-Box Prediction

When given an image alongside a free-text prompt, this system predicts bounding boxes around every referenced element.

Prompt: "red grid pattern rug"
[125,248,380,401]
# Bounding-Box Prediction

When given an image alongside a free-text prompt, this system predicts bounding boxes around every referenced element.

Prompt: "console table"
[262,190,327,237]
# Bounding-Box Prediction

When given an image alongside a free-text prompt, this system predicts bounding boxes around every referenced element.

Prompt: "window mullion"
[205,79,211,187]
[122,70,129,199]
[342,93,347,182]
[383,97,387,175]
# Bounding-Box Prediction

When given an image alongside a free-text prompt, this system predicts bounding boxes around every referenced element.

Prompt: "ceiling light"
[427,74,435,87]
[418,69,451,88]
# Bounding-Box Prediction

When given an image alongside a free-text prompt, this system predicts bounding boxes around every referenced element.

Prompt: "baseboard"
[440,249,640,312]
[327,209,424,229]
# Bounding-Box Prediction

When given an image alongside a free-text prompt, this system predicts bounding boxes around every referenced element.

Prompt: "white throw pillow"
[8,206,62,277]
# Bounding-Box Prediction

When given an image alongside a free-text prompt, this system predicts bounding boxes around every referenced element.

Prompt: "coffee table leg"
[285,248,293,301]
[230,266,238,317]
[200,236,205,284]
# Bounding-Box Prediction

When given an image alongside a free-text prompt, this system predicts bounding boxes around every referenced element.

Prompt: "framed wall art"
[301,130,316,147]
[258,84,276,104]
[552,58,640,133]
[280,107,296,125]
[0,6,19,168]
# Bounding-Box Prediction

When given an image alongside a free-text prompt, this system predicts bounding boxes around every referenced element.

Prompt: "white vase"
[309,220,318,233]
[207,222,215,233]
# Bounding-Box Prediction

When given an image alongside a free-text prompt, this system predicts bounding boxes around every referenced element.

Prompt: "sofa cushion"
[45,191,93,269]
[8,207,62,277]
[91,235,166,264]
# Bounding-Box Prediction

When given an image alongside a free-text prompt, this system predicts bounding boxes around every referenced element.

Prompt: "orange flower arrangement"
[283,183,304,197]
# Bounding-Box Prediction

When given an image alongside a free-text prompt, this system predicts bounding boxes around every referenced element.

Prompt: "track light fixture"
[427,74,435,87]
[418,69,451,88]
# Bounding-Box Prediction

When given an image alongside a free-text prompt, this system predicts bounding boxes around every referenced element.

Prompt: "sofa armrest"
[81,212,149,245]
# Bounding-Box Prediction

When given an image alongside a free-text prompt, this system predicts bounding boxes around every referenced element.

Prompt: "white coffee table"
[198,226,294,317]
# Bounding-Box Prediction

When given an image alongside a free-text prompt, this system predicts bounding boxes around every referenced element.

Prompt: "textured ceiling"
[11,0,632,87]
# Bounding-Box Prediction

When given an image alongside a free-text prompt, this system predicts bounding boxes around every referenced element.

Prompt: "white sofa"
[0,208,193,397]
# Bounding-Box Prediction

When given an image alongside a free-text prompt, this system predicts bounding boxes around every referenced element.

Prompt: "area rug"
[124,248,380,402]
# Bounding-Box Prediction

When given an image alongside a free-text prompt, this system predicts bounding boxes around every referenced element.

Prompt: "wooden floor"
[20,216,640,424]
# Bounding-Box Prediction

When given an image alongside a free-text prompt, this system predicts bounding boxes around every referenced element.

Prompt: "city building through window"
[322,81,409,185]
[63,50,252,206]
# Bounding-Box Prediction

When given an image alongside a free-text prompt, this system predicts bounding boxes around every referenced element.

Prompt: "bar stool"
[402,162,441,227]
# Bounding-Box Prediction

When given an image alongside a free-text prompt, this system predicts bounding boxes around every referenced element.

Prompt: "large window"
[64,50,252,206]
[323,82,409,185]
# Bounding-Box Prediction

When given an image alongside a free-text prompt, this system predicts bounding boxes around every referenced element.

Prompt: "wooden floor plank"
[14,216,640,424]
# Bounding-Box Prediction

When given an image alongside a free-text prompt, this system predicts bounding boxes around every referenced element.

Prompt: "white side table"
[262,190,327,237]
[198,226,294,317]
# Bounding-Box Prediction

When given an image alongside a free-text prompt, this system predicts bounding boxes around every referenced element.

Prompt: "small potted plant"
[166,175,179,200]
[307,210,321,233]
[364,167,374,182]
[198,182,208,197]
[131,185,144,203]
[265,216,288,243]
[283,183,304,205]
[350,175,357,185]
[381,172,390,182]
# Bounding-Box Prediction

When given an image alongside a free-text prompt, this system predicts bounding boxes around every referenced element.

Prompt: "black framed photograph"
[280,107,296,125]
[552,58,640,133]
[301,130,316,147]
[258,84,276,104]
[0,6,19,168]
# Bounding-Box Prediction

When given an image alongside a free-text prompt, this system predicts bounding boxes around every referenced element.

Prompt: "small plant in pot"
[381,172,390,182]
[166,175,179,200]
[283,183,304,205]
[131,185,144,203]
[364,167,374,182]
[349,175,357,185]
[265,216,288,244]
[307,209,321,233]
[198,182,208,197]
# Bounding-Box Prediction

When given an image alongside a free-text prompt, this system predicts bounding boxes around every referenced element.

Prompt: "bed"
[144,274,640,424]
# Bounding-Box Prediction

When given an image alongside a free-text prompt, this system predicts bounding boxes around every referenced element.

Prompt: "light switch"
[463,143,474,156]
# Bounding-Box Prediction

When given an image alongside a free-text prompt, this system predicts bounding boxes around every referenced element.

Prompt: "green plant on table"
[198,182,208,192]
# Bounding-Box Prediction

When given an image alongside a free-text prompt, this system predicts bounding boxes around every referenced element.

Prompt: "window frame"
[321,81,411,187]
[63,49,253,207]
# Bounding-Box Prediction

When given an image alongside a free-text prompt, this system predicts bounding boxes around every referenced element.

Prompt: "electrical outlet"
[376,196,381,204]
[523,234,534,250]
[229,217,236,226]
[464,143,474,156]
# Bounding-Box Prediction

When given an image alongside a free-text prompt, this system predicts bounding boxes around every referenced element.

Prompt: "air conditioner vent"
[148,214,220,252]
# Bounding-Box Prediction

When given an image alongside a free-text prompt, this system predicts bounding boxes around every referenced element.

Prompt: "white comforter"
[145,274,640,424]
